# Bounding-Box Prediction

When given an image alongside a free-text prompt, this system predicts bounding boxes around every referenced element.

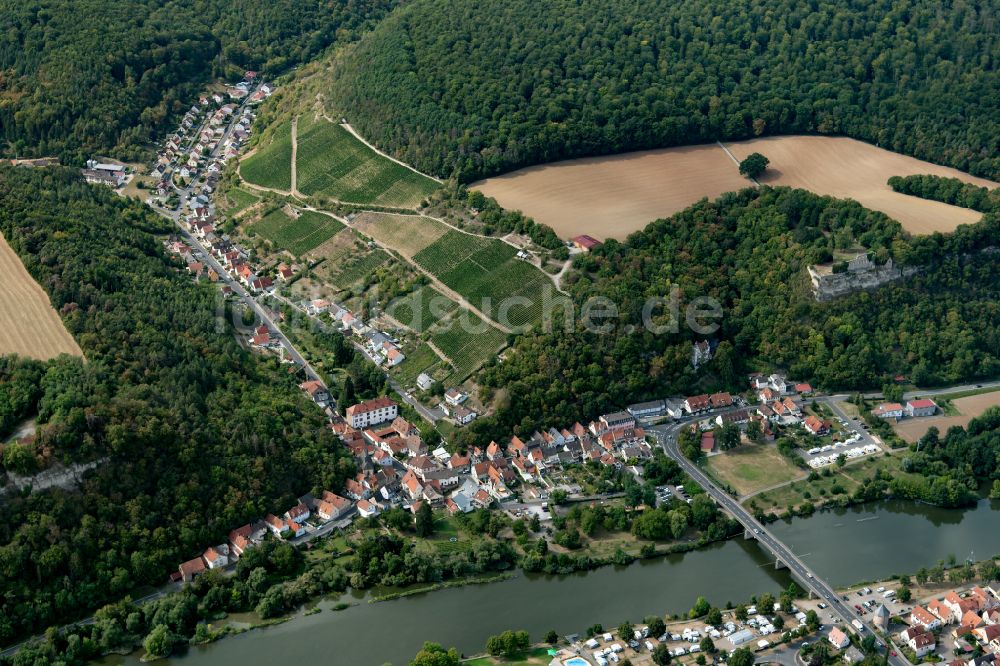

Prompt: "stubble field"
[894,391,1000,443]
[474,136,999,240]
[474,143,747,241]
[725,136,999,235]
[0,233,83,360]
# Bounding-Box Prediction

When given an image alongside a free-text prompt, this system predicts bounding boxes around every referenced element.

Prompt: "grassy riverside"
[745,454,927,517]
[295,116,438,207]
[241,121,293,191]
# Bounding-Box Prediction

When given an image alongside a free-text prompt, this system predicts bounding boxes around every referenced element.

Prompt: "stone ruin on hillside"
[807,251,918,301]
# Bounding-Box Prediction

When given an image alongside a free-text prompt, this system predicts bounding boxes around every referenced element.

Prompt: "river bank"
[84,496,999,666]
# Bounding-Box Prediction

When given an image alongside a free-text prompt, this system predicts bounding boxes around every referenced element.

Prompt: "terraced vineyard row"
[413,230,562,328]
[252,208,344,256]
[330,250,391,288]
[430,314,508,382]
[386,285,459,332]
[295,117,438,207]
[240,121,293,191]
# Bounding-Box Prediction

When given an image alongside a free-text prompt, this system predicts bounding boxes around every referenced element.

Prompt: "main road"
[647,419,907,666]
[151,84,325,388]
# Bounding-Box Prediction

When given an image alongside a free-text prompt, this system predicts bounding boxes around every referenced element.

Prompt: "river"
[101,498,999,666]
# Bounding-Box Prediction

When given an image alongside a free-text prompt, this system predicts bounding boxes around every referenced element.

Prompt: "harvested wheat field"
[724,136,999,234]
[473,143,748,241]
[475,136,999,240]
[894,391,1000,443]
[0,233,82,360]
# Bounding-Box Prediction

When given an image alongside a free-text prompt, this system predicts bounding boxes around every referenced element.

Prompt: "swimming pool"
[564,658,590,666]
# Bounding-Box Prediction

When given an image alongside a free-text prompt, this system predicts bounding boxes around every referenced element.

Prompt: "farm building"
[906,398,938,417]
[571,234,602,251]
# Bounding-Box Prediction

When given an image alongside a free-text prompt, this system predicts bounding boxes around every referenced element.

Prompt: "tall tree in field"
[739,153,769,178]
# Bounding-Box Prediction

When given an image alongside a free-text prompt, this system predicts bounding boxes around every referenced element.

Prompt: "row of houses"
[331,400,655,517]
[154,82,261,201]
[908,586,1000,658]
[174,490,355,583]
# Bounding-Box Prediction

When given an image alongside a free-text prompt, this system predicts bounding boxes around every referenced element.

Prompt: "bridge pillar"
[774,559,788,570]
[744,529,755,540]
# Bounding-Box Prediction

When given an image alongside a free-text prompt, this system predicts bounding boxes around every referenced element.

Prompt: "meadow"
[251,208,344,256]
[474,136,1000,239]
[352,212,447,258]
[295,116,438,207]
[705,444,804,497]
[221,186,260,214]
[240,121,293,191]
[0,233,83,360]
[390,342,445,386]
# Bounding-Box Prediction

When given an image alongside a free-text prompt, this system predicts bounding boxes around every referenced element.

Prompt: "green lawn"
[241,121,293,191]
[390,343,444,386]
[252,208,344,256]
[222,187,260,214]
[430,314,507,382]
[413,230,563,328]
[295,116,438,207]
[705,445,804,496]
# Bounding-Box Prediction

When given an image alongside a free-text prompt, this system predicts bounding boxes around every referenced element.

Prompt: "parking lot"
[797,414,882,468]
[655,484,691,507]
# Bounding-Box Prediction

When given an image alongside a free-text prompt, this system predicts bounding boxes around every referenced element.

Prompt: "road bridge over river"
[647,419,907,666]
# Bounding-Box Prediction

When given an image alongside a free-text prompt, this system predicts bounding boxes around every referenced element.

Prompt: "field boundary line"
[717,140,759,187]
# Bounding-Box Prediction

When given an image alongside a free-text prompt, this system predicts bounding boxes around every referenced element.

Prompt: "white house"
[444,388,468,406]
[872,402,905,419]
[417,373,435,391]
[906,398,938,417]
[346,397,399,429]
[202,545,229,570]
[452,404,478,426]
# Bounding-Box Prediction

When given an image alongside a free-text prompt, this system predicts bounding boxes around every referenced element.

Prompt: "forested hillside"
[457,186,1000,447]
[0,167,353,644]
[326,0,1000,181]
[0,0,394,162]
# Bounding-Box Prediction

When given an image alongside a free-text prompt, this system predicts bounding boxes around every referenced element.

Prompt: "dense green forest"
[326,0,1000,181]
[454,186,1000,447]
[0,0,395,162]
[0,166,353,644]
[888,175,999,213]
